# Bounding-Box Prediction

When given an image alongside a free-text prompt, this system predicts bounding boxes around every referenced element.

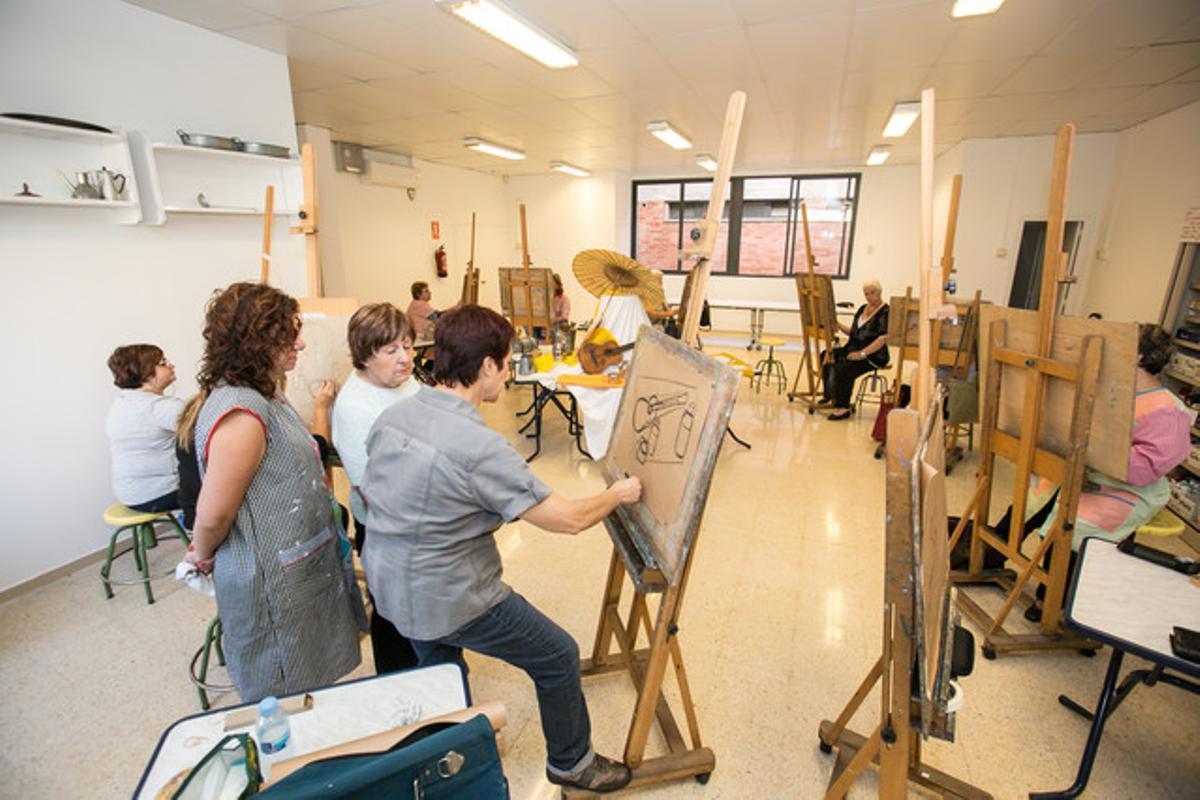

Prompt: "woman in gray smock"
[181,282,365,702]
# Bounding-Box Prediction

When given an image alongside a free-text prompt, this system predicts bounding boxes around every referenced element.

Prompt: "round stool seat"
[1136,507,1185,537]
[103,502,172,527]
[758,337,785,348]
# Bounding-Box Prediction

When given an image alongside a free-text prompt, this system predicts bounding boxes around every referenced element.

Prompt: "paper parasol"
[571,249,665,311]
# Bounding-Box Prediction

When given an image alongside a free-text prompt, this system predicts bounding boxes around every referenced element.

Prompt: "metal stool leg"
[100,526,123,599]
[192,616,232,711]
[138,523,155,604]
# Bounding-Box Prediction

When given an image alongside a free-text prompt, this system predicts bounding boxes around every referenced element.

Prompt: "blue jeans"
[128,490,179,514]
[412,591,593,774]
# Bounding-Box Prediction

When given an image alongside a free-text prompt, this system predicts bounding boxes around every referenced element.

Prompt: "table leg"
[1030,648,1125,800]
[523,384,549,462]
[1058,664,1156,722]
[515,382,538,417]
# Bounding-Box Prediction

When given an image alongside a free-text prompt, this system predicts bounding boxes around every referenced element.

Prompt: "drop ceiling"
[123,0,1200,175]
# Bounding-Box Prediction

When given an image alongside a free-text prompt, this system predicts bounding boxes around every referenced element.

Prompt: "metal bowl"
[239,141,290,158]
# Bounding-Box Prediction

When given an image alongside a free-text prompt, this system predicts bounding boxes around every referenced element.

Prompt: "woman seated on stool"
[181,282,365,703]
[332,302,421,674]
[105,344,184,513]
[362,305,642,793]
[822,279,890,421]
[1023,323,1193,621]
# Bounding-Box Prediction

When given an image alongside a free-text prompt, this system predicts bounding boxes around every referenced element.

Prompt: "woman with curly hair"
[181,282,365,702]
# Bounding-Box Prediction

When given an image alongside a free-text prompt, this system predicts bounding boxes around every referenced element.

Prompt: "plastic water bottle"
[254,696,291,779]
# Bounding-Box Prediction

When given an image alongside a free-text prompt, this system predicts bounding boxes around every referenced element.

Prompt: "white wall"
[1084,100,1200,323]
[0,0,305,592]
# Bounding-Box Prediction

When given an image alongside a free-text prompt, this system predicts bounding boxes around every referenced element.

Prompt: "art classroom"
[3,0,1200,797]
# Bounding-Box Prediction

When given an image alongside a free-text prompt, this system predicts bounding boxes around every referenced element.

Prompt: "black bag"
[257,713,508,799]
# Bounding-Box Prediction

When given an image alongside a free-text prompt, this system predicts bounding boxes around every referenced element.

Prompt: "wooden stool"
[853,368,889,411]
[752,337,788,394]
[1136,507,1185,538]
[100,503,189,605]
[189,616,233,710]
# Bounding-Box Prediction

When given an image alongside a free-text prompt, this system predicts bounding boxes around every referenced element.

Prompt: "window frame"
[630,172,862,280]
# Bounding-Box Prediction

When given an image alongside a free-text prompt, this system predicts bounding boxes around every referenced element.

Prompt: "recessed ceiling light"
[695,153,717,171]
[437,0,578,69]
[882,101,921,138]
[951,0,1005,18]
[550,161,590,177]
[646,120,692,150]
[463,136,525,160]
[866,146,891,166]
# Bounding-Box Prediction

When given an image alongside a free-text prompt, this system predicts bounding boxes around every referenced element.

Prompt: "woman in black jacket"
[823,279,890,420]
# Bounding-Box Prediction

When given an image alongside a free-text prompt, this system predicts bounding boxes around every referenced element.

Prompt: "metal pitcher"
[96,167,126,201]
[62,171,102,199]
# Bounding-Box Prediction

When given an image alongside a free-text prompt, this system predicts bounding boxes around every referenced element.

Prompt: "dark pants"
[822,347,881,408]
[352,519,419,675]
[412,591,592,774]
[128,490,179,513]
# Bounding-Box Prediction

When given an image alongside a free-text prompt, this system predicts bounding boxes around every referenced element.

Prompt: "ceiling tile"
[745,12,852,80]
[498,0,643,48]
[938,0,1091,62]
[921,59,1023,100]
[956,93,1057,125]
[655,27,763,84]
[1073,113,1155,133]
[367,74,495,116]
[839,67,928,110]
[123,0,274,30]
[993,52,1126,96]
[505,101,607,132]
[438,65,555,106]
[237,0,373,21]
[729,0,832,25]
[223,21,416,80]
[579,41,681,93]
[287,58,357,91]
[1036,87,1148,120]
[296,6,484,73]
[847,1,955,72]
[610,0,741,37]
[1171,65,1200,83]
[497,63,617,102]
[1042,0,1200,55]
[1081,43,1200,89]
[1107,81,1200,116]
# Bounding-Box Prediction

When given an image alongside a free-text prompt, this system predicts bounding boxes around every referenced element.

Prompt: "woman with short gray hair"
[822,279,890,420]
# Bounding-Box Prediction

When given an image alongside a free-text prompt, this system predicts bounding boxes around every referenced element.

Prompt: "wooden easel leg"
[624,586,680,767]
[824,723,883,800]
[820,656,883,750]
[589,549,625,668]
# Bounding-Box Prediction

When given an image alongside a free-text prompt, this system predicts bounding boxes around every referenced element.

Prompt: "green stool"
[752,337,788,394]
[100,503,189,605]
[190,616,233,710]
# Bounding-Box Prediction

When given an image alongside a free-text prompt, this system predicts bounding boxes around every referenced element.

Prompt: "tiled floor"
[2,366,1198,798]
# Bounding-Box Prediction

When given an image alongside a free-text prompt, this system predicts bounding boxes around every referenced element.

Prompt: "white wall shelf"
[0,117,142,224]
[130,132,301,225]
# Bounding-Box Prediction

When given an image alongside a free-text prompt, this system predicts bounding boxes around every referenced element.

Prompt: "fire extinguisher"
[434,244,448,278]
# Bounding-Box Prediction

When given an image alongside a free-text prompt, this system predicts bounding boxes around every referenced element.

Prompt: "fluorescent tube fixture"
[951,0,1005,18]
[882,101,921,138]
[646,121,692,150]
[866,146,891,166]
[437,0,578,69]
[550,161,590,177]
[463,137,525,160]
[695,153,718,171]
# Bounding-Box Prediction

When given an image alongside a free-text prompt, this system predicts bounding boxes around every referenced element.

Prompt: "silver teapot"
[96,167,126,201]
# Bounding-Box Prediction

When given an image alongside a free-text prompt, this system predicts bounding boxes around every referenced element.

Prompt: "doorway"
[1008,220,1084,312]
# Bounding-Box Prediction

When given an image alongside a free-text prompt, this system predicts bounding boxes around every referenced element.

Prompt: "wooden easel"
[819,88,990,800]
[787,201,839,410]
[287,142,322,296]
[679,92,745,347]
[500,205,555,342]
[949,124,1109,658]
[460,211,480,306]
[260,185,274,284]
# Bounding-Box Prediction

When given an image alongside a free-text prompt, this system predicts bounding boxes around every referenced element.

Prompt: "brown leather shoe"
[546,753,632,793]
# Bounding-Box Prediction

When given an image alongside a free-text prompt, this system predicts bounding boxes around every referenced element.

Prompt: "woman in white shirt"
[332,303,420,673]
[105,344,184,512]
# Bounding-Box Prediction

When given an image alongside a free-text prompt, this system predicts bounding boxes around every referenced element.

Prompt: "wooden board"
[498,266,554,337]
[289,296,358,426]
[887,296,983,350]
[979,305,1135,480]
[918,410,949,705]
[603,327,740,587]
[795,273,838,339]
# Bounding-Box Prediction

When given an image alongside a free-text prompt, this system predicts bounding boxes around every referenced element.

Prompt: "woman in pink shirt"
[406,281,437,339]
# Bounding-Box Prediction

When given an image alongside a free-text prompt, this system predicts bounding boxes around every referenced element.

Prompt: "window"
[632,173,860,279]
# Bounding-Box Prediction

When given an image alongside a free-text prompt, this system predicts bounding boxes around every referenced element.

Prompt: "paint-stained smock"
[195,384,366,702]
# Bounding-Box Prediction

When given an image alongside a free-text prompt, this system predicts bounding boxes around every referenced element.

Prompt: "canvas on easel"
[287,296,358,427]
[498,267,553,333]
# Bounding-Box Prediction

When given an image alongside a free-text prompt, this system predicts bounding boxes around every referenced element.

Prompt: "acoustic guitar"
[577,338,635,374]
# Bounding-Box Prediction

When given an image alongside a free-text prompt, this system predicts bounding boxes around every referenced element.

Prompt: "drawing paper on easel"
[603,327,738,586]
[288,297,358,426]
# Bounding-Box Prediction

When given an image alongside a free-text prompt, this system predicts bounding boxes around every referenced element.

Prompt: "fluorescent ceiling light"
[951,0,1005,18]
[463,137,525,160]
[866,146,891,166]
[550,161,590,177]
[437,0,578,69]
[882,101,921,138]
[646,120,692,150]
[695,153,717,171]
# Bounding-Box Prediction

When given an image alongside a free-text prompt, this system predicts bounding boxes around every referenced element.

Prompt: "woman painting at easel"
[822,278,890,420]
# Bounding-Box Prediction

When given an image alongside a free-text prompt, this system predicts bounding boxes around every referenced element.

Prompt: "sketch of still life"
[632,379,696,465]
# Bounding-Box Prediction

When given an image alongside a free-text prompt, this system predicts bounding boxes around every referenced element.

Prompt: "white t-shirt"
[105,389,185,506]
[332,370,420,522]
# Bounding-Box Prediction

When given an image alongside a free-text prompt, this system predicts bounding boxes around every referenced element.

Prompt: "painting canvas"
[603,327,740,586]
[795,273,838,339]
[287,297,358,427]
